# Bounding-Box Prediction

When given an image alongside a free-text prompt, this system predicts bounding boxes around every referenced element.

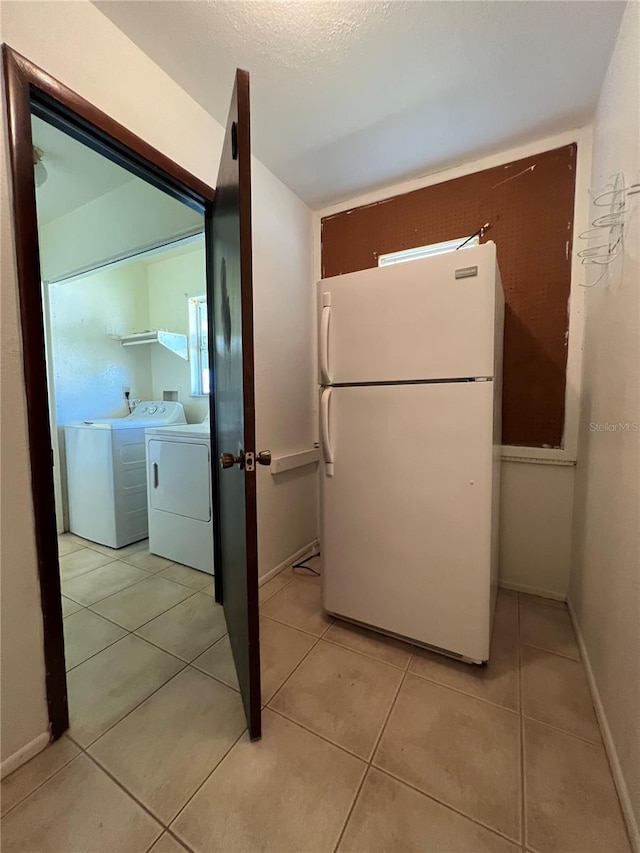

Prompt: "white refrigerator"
[318,241,504,663]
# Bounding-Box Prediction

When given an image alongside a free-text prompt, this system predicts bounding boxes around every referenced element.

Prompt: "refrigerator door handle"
[319,303,331,384]
[320,387,334,476]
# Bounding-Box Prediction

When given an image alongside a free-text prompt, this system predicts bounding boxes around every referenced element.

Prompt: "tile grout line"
[60,554,121,584]
[79,749,167,840]
[166,727,249,844]
[518,593,527,850]
[333,642,408,852]
[86,715,244,850]
[264,594,528,849]
[368,656,410,763]
[321,634,413,672]
[62,574,230,755]
[128,630,224,672]
[145,827,196,853]
[64,630,129,674]
[67,662,190,753]
[258,572,296,604]
[7,665,241,846]
[263,624,327,706]
[21,545,233,847]
[26,576,533,850]
[373,763,526,849]
[84,569,198,607]
[331,652,413,851]
[70,605,239,694]
[520,714,603,748]
[364,598,525,849]
[0,743,81,821]
[70,537,149,558]
[85,586,201,634]
[370,635,526,849]
[64,594,204,675]
[519,640,581,663]
[265,705,367,765]
[258,611,329,641]
[65,566,210,611]
[186,660,240,695]
[261,602,415,675]
[331,765,370,853]
[404,666,521,715]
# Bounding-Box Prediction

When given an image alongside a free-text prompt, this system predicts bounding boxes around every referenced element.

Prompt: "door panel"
[318,242,498,384]
[320,381,495,662]
[207,70,261,738]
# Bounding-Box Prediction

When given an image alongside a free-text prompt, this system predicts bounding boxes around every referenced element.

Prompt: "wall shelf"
[270,448,319,475]
[116,330,188,360]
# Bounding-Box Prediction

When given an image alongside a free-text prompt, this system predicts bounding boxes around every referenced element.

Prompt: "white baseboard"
[259,540,319,586]
[498,579,566,601]
[567,601,639,853]
[1,731,50,779]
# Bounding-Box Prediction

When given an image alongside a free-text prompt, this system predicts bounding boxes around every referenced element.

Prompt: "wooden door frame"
[2,44,216,739]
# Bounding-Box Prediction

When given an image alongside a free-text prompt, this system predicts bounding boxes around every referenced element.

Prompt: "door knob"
[256,450,272,466]
[219,451,245,470]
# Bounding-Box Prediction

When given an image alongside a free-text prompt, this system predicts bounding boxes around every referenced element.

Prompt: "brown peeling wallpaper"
[321,144,577,448]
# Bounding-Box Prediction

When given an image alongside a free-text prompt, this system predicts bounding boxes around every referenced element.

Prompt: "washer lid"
[66,417,183,430]
[65,401,187,430]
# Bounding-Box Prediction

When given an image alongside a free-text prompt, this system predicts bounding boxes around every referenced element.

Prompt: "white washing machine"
[64,401,186,548]
[145,415,214,575]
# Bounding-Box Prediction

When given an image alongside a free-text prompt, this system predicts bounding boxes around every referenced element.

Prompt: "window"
[189,296,210,396]
[378,235,479,267]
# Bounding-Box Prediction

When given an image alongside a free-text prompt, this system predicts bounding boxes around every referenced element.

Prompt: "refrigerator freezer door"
[320,381,495,661]
[318,242,498,384]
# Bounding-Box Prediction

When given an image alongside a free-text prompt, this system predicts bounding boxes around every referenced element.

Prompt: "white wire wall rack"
[578,173,639,288]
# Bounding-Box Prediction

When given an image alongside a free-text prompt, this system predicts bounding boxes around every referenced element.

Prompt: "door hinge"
[245,451,255,472]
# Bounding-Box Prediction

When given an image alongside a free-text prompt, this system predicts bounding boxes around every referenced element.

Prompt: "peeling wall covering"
[321,145,577,448]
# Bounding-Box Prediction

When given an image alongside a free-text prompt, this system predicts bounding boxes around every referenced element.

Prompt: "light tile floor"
[0,549,631,853]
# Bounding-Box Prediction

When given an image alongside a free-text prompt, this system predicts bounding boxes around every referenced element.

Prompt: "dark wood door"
[207,69,261,739]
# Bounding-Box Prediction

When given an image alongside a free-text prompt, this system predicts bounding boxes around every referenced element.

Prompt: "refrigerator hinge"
[475,377,490,382]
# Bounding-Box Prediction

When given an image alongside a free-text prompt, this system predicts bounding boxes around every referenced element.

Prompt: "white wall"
[38,176,203,283]
[568,2,640,846]
[314,126,594,600]
[499,462,575,599]
[146,246,209,425]
[1,0,317,770]
[252,163,318,578]
[49,263,152,424]
[46,262,153,530]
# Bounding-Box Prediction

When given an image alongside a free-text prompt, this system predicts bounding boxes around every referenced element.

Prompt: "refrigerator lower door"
[320,381,495,662]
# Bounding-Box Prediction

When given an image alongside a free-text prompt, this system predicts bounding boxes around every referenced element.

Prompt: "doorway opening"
[3,46,261,747]
[33,102,245,752]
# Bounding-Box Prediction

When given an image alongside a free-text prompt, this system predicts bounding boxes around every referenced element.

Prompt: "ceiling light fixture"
[33,146,48,188]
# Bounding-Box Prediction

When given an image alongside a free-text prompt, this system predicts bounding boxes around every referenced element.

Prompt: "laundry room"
[35,115,210,533]
[31,113,239,735]
[1,2,637,850]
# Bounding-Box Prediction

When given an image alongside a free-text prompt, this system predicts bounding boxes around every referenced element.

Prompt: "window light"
[378,235,480,267]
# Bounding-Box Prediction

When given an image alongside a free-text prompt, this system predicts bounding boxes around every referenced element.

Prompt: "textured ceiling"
[94,0,624,208]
